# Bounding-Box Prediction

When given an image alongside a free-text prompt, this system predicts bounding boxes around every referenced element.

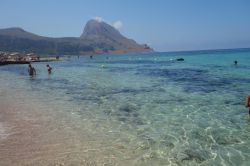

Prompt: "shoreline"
[0,89,72,165]
[0,86,129,166]
[0,86,94,165]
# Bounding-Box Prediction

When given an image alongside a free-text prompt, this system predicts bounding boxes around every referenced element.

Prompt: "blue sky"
[0,0,250,51]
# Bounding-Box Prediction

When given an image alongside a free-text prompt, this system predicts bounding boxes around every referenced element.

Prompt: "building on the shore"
[25,53,40,61]
[0,51,40,62]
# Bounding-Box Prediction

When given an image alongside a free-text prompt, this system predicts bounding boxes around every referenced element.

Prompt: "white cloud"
[112,20,123,30]
[93,16,104,22]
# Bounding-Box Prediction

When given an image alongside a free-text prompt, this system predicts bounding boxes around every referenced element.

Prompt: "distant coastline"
[158,47,250,55]
[0,19,153,56]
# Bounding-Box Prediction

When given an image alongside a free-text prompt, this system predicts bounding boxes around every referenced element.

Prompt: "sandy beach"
[0,89,121,166]
[0,89,74,165]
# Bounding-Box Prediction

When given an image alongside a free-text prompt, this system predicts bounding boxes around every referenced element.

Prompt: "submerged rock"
[159,140,175,149]
[214,135,241,145]
[177,152,189,162]
[177,148,211,163]
[119,103,138,113]
[136,141,150,150]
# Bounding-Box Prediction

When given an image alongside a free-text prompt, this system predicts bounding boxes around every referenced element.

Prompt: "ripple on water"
[0,123,8,140]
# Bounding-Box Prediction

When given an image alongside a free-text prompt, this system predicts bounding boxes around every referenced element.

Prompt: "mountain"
[0,27,82,55]
[80,19,151,54]
[0,20,153,55]
[0,27,45,40]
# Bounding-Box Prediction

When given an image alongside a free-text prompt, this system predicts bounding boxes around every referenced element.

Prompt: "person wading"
[28,63,36,76]
[46,64,52,74]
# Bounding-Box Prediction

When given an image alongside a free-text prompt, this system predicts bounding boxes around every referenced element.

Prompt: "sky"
[0,0,250,52]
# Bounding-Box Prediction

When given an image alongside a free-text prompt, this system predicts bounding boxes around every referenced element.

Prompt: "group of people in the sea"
[27,59,250,115]
[28,63,52,76]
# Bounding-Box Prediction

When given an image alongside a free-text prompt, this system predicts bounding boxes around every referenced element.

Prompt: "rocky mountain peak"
[80,19,123,40]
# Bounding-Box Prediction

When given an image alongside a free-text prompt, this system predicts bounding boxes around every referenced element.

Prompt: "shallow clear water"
[1,48,250,165]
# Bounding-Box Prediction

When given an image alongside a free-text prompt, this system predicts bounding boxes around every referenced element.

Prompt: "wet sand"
[0,89,126,166]
[0,90,75,165]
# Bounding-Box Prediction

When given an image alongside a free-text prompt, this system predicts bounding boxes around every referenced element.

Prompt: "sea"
[0,48,250,165]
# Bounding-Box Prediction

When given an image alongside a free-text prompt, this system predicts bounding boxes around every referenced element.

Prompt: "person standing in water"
[28,63,36,76]
[234,60,238,65]
[245,93,250,115]
[46,64,52,74]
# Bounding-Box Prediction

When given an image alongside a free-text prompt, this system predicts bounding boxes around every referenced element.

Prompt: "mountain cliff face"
[80,20,150,54]
[0,20,153,55]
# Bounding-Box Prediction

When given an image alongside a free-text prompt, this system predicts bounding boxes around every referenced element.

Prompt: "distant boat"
[176,58,184,61]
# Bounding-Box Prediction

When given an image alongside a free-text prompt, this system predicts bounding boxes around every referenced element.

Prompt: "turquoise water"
[1,48,250,165]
